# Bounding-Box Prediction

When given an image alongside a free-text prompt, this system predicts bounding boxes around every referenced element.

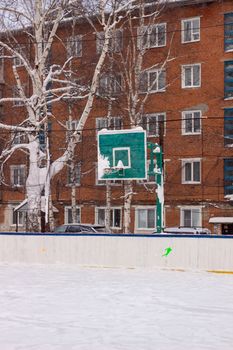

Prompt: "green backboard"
[98,128,147,180]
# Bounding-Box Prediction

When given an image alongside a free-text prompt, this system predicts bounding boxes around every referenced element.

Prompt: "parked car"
[161,227,211,235]
[53,224,107,234]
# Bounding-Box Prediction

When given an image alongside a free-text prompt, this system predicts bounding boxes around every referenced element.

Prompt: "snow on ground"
[0,265,233,350]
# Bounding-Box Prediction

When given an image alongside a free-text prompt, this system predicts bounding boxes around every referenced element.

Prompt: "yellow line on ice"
[207,270,233,274]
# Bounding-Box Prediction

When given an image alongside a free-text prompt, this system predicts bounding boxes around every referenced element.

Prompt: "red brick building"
[0,0,233,234]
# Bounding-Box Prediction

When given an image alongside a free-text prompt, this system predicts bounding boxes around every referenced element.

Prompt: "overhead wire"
[0,21,229,46]
[0,114,230,135]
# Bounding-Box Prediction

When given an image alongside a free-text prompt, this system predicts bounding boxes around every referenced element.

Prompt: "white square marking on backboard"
[113,147,131,169]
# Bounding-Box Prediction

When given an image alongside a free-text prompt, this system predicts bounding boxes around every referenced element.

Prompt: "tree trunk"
[27,195,41,232]
[105,181,111,232]
[48,194,55,231]
[123,180,133,234]
[71,184,77,223]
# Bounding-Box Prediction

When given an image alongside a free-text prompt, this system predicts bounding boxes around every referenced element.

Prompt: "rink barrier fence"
[0,232,233,272]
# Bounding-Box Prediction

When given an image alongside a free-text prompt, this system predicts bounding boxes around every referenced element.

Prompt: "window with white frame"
[224,61,233,99]
[224,108,233,147]
[12,86,24,106]
[182,17,200,43]
[10,165,26,186]
[96,29,123,54]
[146,159,156,183]
[135,207,156,230]
[182,159,201,184]
[182,64,201,88]
[67,162,81,186]
[110,208,121,228]
[96,116,122,132]
[13,45,26,67]
[66,35,82,57]
[225,13,233,52]
[11,205,25,226]
[64,206,81,224]
[38,122,52,150]
[139,69,166,93]
[66,120,81,142]
[12,131,28,144]
[138,23,166,49]
[96,207,122,228]
[141,113,166,137]
[66,120,78,132]
[182,110,201,135]
[99,74,122,95]
[96,207,121,228]
[96,208,105,225]
[180,206,202,227]
[137,159,157,184]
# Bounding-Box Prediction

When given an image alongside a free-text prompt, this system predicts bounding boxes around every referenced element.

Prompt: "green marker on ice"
[162,247,172,257]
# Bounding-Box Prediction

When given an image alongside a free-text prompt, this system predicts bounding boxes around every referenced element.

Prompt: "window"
[64,206,81,224]
[66,120,81,142]
[182,17,200,43]
[67,35,82,57]
[67,163,81,186]
[10,165,26,187]
[144,160,156,183]
[182,110,201,135]
[224,61,233,99]
[46,80,52,113]
[139,69,166,93]
[96,29,123,54]
[224,158,233,195]
[12,132,28,144]
[136,207,156,230]
[96,116,122,131]
[96,207,122,228]
[96,208,105,225]
[180,206,202,227]
[12,86,24,106]
[182,159,201,184]
[141,113,166,137]
[182,64,201,88]
[99,74,122,95]
[224,13,233,52]
[13,45,25,67]
[38,122,52,150]
[224,109,233,147]
[110,208,121,228]
[66,120,78,131]
[138,23,166,49]
[11,205,25,226]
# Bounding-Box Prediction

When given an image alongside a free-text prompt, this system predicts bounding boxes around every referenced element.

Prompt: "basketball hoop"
[103,166,125,176]
[103,160,125,176]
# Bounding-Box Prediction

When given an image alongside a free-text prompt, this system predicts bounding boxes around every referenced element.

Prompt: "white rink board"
[0,233,233,272]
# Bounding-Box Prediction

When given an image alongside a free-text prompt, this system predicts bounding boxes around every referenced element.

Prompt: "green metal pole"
[153,144,164,233]
[148,142,154,176]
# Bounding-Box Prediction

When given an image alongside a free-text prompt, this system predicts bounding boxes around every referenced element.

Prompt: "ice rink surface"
[0,264,233,350]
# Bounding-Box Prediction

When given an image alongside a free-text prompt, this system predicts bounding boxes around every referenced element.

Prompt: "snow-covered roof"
[98,126,144,135]
[167,0,216,5]
[209,217,233,224]
[14,197,58,213]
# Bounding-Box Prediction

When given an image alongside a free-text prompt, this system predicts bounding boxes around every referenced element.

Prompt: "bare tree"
[0,0,136,232]
[104,0,173,232]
